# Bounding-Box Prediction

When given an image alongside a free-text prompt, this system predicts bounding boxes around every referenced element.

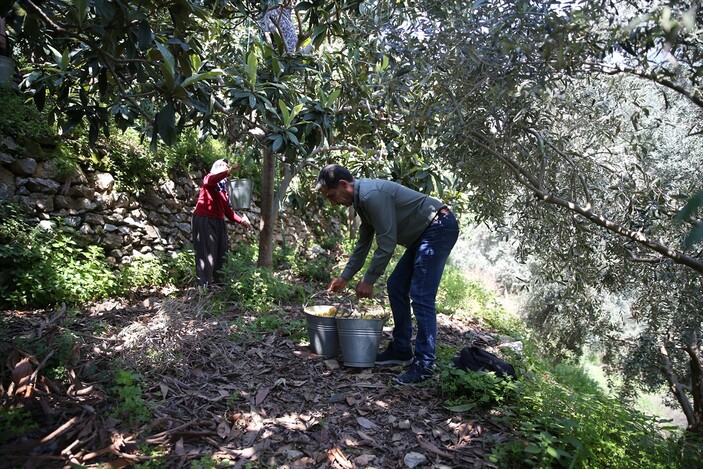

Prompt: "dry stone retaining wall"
[0,136,317,265]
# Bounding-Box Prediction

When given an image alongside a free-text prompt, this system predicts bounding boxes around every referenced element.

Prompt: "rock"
[176,222,191,234]
[83,213,104,225]
[34,160,62,180]
[25,177,61,194]
[94,172,115,191]
[0,167,14,197]
[10,158,37,176]
[145,225,162,239]
[38,220,56,231]
[64,216,81,228]
[403,452,427,468]
[0,152,15,165]
[2,137,18,151]
[103,232,123,249]
[67,184,94,198]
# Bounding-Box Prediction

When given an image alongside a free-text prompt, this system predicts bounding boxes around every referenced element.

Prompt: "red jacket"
[193,169,242,223]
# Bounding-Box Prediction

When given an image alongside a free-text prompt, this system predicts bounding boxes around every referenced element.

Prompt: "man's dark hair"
[316,164,353,190]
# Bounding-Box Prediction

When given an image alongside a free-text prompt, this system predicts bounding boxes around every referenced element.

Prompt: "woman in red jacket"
[192,159,252,289]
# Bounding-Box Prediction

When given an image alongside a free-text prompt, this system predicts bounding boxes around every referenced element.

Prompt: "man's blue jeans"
[386,211,459,368]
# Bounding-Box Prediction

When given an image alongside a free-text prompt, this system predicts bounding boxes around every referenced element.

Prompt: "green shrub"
[0,204,117,307]
[220,252,299,315]
[438,266,524,335]
[488,360,681,468]
[119,254,168,289]
[0,407,40,444]
[439,362,519,411]
[229,310,306,344]
[110,370,151,428]
[0,88,55,157]
[291,249,335,283]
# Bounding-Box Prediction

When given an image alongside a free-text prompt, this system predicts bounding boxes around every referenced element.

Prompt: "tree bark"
[658,341,696,428]
[257,147,276,268]
[684,332,703,433]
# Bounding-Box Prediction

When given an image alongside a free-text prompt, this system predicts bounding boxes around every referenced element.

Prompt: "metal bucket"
[228,178,252,210]
[303,306,339,358]
[336,317,385,367]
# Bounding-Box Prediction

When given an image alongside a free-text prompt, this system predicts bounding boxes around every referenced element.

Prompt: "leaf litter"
[0,288,507,468]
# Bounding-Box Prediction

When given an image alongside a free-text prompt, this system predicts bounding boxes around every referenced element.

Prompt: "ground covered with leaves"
[1,289,514,468]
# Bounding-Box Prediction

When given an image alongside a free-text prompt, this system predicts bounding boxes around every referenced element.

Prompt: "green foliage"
[438,266,524,336]
[487,359,681,468]
[0,88,55,157]
[110,370,151,428]
[0,204,117,307]
[0,203,197,308]
[119,254,169,289]
[229,310,306,344]
[290,247,335,284]
[439,363,518,411]
[191,456,232,469]
[220,251,299,315]
[0,407,39,444]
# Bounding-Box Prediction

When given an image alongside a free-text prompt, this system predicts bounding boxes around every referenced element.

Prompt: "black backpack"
[451,346,516,379]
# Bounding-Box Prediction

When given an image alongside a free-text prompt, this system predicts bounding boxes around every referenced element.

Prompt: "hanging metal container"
[228,178,252,210]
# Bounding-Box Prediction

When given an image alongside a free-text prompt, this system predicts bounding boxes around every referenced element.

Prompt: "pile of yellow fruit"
[305,305,337,317]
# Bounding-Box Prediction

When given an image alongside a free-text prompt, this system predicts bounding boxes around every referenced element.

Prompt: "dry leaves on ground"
[0,290,509,468]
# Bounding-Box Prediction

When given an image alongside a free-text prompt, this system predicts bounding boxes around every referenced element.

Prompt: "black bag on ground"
[451,346,516,379]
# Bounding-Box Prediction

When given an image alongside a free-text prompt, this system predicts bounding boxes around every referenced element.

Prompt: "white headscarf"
[210,159,229,174]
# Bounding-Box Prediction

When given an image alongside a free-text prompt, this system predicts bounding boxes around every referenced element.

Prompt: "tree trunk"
[257,147,276,268]
[685,332,703,433]
[658,341,696,427]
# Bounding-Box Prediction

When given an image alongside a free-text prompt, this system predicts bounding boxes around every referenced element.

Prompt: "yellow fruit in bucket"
[305,305,337,316]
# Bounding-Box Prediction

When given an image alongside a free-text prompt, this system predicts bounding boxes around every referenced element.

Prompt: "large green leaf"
[156,103,177,146]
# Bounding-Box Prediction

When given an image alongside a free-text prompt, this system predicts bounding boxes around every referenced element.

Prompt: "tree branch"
[469,132,703,274]
[592,62,703,109]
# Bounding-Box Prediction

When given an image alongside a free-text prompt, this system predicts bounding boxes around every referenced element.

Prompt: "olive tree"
[361,0,703,431]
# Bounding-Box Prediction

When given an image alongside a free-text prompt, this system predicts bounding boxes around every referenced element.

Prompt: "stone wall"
[0,135,318,264]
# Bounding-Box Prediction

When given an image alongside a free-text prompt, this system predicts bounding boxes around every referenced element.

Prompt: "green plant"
[0,88,56,158]
[119,254,168,289]
[221,252,296,315]
[229,310,305,344]
[165,249,197,286]
[488,358,682,468]
[438,266,524,336]
[291,249,335,283]
[0,407,40,444]
[110,370,151,428]
[439,363,518,411]
[0,204,118,307]
[191,455,232,468]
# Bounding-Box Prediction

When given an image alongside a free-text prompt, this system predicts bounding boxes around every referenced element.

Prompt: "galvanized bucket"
[336,317,385,367]
[303,305,339,358]
[228,178,252,210]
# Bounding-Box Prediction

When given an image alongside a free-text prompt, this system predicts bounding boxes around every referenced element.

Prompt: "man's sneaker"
[375,345,413,365]
[394,362,433,385]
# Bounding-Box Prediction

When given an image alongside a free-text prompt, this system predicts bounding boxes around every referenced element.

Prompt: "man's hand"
[229,162,241,175]
[327,277,348,292]
[355,280,373,299]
